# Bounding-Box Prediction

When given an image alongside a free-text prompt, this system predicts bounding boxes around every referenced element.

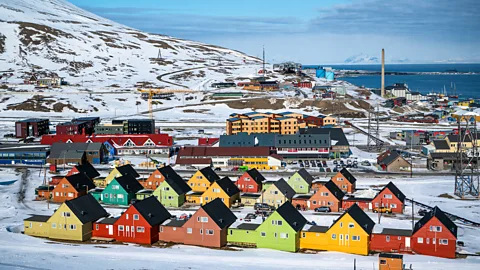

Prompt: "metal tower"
[454,116,480,198]
[367,104,381,151]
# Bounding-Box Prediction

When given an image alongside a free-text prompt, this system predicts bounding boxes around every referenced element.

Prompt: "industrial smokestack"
[381,48,385,97]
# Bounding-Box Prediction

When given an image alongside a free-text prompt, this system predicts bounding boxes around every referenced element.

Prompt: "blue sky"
[70,0,480,63]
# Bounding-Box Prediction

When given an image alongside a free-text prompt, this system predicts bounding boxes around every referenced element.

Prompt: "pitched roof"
[178,146,271,158]
[199,167,220,183]
[334,204,375,235]
[65,194,108,224]
[339,168,357,184]
[215,177,240,197]
[201,198,237,229]
[245,168,265,185]
[96,217,119,225]
[379,182,406,203]
[379,253,403,259]
[159,166,191,195]
[376,227,412,236]
[49,143,103,159]
[65,173,96,192]
[74,161,100,179]
[433,140,450,150]
[307,225,329,233]
[236,223,261,230]
[413,206,457,237]
[276,202,307,232]
[24,215,51,222]
[161,218,188,227]
[296,168,314,185]
[273,178,296,199]
[324,180,345,201]
[116,164,140,178]
[378,151,408,166]
[299,128,349,146]
[114,174,143,193]
[132,196,171,226]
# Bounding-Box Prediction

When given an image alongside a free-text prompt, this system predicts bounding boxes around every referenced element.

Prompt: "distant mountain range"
[344,53,410,64]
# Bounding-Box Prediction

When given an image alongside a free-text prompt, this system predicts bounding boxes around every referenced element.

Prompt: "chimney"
[381,48,385,97]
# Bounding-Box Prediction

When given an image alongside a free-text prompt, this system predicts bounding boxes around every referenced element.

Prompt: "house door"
[339,234,344,246]
[345,234,349,246]
[307,201,310,208]
[405,237,411,249]
[368,202,372,210]
[126,225,129,237]
[131,226,135,238]
[108,225,113,235]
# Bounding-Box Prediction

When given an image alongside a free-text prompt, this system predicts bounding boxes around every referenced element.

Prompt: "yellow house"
[24,194,108,241]
[262,178,295,208]
[321,115,337,126]
[300,204,374,255]
[278,117,298,135]
[201,177,240,208]
[186,191,204,204]
[187,167,220,193]
[102,164,140,187]
[23,215,50,237]
[230,157,278,170]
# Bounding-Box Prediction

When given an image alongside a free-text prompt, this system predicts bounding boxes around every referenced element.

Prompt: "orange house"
[331,168,357,193]
[308,180,345,212]
[51,173,96,203]
[141,166,180,190]
[187,167,220,193]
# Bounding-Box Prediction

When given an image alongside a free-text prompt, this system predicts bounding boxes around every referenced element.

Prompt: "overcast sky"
[69,0,480,63]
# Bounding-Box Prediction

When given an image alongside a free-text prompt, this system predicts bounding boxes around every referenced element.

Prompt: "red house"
[198,138,219,146]
[66,162,100,181]
[308,180,345,212]
[411,207,457,258]
[236,168,265,193]
[371,182,405,213]
[291,194,312,210]
[371,227,413,253]
[342,197,372,212]
[92,217,119,240]
[114,196,171,244]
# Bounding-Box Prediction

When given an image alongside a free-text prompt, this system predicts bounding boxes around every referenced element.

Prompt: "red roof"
[41,134,173,147]
[198,138,219,146]
[177,146,271,158]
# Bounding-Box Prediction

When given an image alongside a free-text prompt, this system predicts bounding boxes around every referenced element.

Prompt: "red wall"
[411,217,456,258]
[308,185,341,212]
[92,222,116,239]
[182,208,225,248]
[291,198,309,210]
[114,206,156,244]
[371,234,411,253]
[236,173,261,193]
[371,188,404,213]
[159,225,185,244]
[342,200,371,212]
[51,178,83,202]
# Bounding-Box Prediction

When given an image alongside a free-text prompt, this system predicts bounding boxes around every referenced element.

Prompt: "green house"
[101,174,143,206]
[153,166,191,207]
[255,202,307,252]
[89,187,104,201]
[228,223,260,247]
[287,168,314,194]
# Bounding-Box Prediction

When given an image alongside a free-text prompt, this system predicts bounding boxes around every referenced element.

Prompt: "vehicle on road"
[314,206,331,213]
[254,203,275,211]
[373,206,392,214]
[418,209,428,216]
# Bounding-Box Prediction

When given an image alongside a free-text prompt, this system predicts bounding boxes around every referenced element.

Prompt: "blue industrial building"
[0,145,50,165]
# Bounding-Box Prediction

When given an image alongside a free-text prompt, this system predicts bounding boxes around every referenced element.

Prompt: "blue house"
[0,145,50,165]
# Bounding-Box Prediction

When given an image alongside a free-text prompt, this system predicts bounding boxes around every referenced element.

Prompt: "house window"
[96,224,99,230]
[312,200,317,205]
[206,230,214,235]
[398,236,402,240]
[430,226,442,232]
[245,178,250,181]
[187,228,192,234]
[118,225,124,231]
[51,223,56,228]
[200,229,203,234]
[163,187,170,191]
[321,192,329,196]
[340,222,343,228]
[62,212,71,217]
[160,226,163,232]
[352,236,360,241]
[331,234,337,240]
[440,239,448,245]
[426,238,430,244]
[390,204,397,209]
[302,232,306,238]
[348,223,355,228]
[417,237,423,243]
[261,232,266,237]
[155,175,161,179]
[69,224,76,230]
[380,260,387,265]
[137,227,145,233]
[383,194,393,199]
[279,233,288,239]
[200,217,208,223]
[342,185,347,189]
[386,236,390,242]
[133,214,139,220]
[118,194,124,199]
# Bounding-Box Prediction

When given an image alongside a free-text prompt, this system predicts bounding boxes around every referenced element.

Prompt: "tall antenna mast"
[157,48,162,60]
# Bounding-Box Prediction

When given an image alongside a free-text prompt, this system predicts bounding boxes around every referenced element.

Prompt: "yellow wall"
[230,157,277,170]
[202,182,233,207]
[300,231,329,250]
[323,116,337,126]
[186,194,203,204]
[262,185,288,208]
[324,213,370,255]
[93,178,106,188]
[48,204,91,241]
[104,168,121,185]
[24,221,49,237]
[241,196,260,206]
[187,171,213,192]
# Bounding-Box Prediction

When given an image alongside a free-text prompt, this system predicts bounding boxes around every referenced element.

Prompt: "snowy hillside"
[344,53,380,64]
[0,0,261,86]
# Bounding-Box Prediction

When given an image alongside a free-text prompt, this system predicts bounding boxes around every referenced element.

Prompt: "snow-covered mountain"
[0,0,261,86]
[344,54,380,64]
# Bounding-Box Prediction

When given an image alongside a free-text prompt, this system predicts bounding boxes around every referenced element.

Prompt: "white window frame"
[417,237,423,243]
[187,228,193,234]
[133,214,139,220]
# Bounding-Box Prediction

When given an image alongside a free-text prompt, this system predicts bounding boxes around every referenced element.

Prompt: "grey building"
[94,124,124,135]
[112,119,155,134]
[299,128,350,158]
[47,143,108,165]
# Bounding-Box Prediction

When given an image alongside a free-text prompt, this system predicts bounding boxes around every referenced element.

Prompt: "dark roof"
[133,196,171,226]
[236,223,261,230]
[343,197,372,202]
[433,140,450,150]
[24,215,50,222]
[74,161,100,179]
[307,225,329,233]
[49,143,103,159]
[241,193,261,198]
[201,198,237,229]
[293,194,313,200]
[297,168,314,185]
[430,152,467,160]
[299,128,349,146]
[275,202,307,231]
[65,173,96,192]
[245,168,265,185]
[0,144,50,153]
[159,166,191,195]
[162,218,188,227]
[96,217,118,225]
[378,151,406,166]
[447,134,472,143]
[413,206,457,237]
[380,182,406,203]
[324,180,345,201]
[273,178,296,199]
[65,194,108,224]
[334,204,375,234]
[339,168,357,184]
[114,174,143,193]
[377,227,412,237]
[199,167,220,183]
[18,118,48,123]
[379,253,403,259]
[116,164,140,178]
[216,177,240,197]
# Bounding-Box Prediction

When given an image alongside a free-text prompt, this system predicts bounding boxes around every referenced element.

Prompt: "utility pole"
[411,198,414,231]
[262,46,266,78]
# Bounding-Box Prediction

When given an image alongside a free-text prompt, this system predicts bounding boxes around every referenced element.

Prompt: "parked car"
[457,241,465,247]
[305,163,310,168]
[214,167,222,171]
[373,206,392,214]
[319,167,325,173]
[254,203,275,211]
[314,206,331,213]
[346,164,352,168]
[361,161,371,166]
[300,163,304,168]
[347,159,352,164]
[333,167,338,172]
[326,168,331,173]
[3,133,14,138]
[244,213,257,221]
[322,161,327,166]
[333,160,338,165]
[312,163,317,167]
[418,209,428,216]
